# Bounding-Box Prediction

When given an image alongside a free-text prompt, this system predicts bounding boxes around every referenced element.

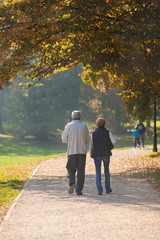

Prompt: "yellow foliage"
[35,83,44,87]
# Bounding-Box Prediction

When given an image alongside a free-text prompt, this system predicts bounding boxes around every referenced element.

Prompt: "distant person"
[127,126,140,148]
[136,122,149,147]
[90,118,116,195]
[62,110,89,195]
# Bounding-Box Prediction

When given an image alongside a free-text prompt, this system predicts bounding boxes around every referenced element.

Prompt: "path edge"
[0,163,42,230]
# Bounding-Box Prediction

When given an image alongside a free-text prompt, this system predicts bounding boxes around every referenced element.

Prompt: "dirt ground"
[0,147,160,240]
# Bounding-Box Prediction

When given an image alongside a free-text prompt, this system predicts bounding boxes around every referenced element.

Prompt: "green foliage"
[0,67,130,139]
[1,67,82,139]
[80,83,130,133]
[124,94,153,122]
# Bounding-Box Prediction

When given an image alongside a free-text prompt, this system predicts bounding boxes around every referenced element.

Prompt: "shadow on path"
[25,171,160,212]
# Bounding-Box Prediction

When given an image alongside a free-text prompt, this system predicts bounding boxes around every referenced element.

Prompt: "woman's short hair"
[96,118,105,127]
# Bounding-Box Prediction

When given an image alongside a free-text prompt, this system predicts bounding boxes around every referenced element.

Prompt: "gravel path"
[0,147,160,240]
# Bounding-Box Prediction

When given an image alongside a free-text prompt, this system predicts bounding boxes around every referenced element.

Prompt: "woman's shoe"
[106,189,112,194]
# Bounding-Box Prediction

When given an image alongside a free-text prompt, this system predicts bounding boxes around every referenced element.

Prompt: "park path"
[0,147,160,240]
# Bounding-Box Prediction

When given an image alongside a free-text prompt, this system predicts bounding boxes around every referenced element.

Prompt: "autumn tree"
[0,0,160,120]
[80,83,129,132]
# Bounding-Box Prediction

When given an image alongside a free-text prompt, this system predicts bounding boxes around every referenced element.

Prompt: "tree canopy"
[0,0,160,120]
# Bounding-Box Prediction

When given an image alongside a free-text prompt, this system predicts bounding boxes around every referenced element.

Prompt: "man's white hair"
[71,110,81,120]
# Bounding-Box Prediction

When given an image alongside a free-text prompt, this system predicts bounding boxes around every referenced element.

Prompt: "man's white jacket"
[62,120,90,156]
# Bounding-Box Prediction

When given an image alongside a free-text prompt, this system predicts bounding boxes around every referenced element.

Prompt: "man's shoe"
[76,192,83,196]
[106,189,112,194]
[68,184,75,194]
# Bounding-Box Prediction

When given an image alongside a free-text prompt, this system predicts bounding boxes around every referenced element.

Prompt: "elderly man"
[62,110,89,195]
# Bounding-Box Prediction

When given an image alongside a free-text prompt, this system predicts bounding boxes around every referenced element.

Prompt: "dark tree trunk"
[147,120,151,128]
[0,116,5,134]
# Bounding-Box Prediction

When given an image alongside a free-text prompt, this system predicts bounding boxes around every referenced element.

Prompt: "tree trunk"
[0,116,5,134]
[146,120,151,127]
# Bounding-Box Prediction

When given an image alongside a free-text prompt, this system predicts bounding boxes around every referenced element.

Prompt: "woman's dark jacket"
[91,127,114,158]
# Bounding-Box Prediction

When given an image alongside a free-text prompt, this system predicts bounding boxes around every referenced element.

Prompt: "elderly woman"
[90,118,116,195]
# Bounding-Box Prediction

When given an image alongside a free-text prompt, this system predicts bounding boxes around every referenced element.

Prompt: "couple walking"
[62,110,116,196]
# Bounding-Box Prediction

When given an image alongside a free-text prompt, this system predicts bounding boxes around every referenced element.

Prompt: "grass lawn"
[0,134,66,166]
[0,134,66,221]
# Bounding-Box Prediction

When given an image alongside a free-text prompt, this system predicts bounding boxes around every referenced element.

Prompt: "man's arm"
[61,124,69,143]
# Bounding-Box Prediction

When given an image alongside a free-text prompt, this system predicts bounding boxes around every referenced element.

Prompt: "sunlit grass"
[144,152,160,158]
[150,120,160,128]
[0,161,40,219]
[0,134,66,166]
